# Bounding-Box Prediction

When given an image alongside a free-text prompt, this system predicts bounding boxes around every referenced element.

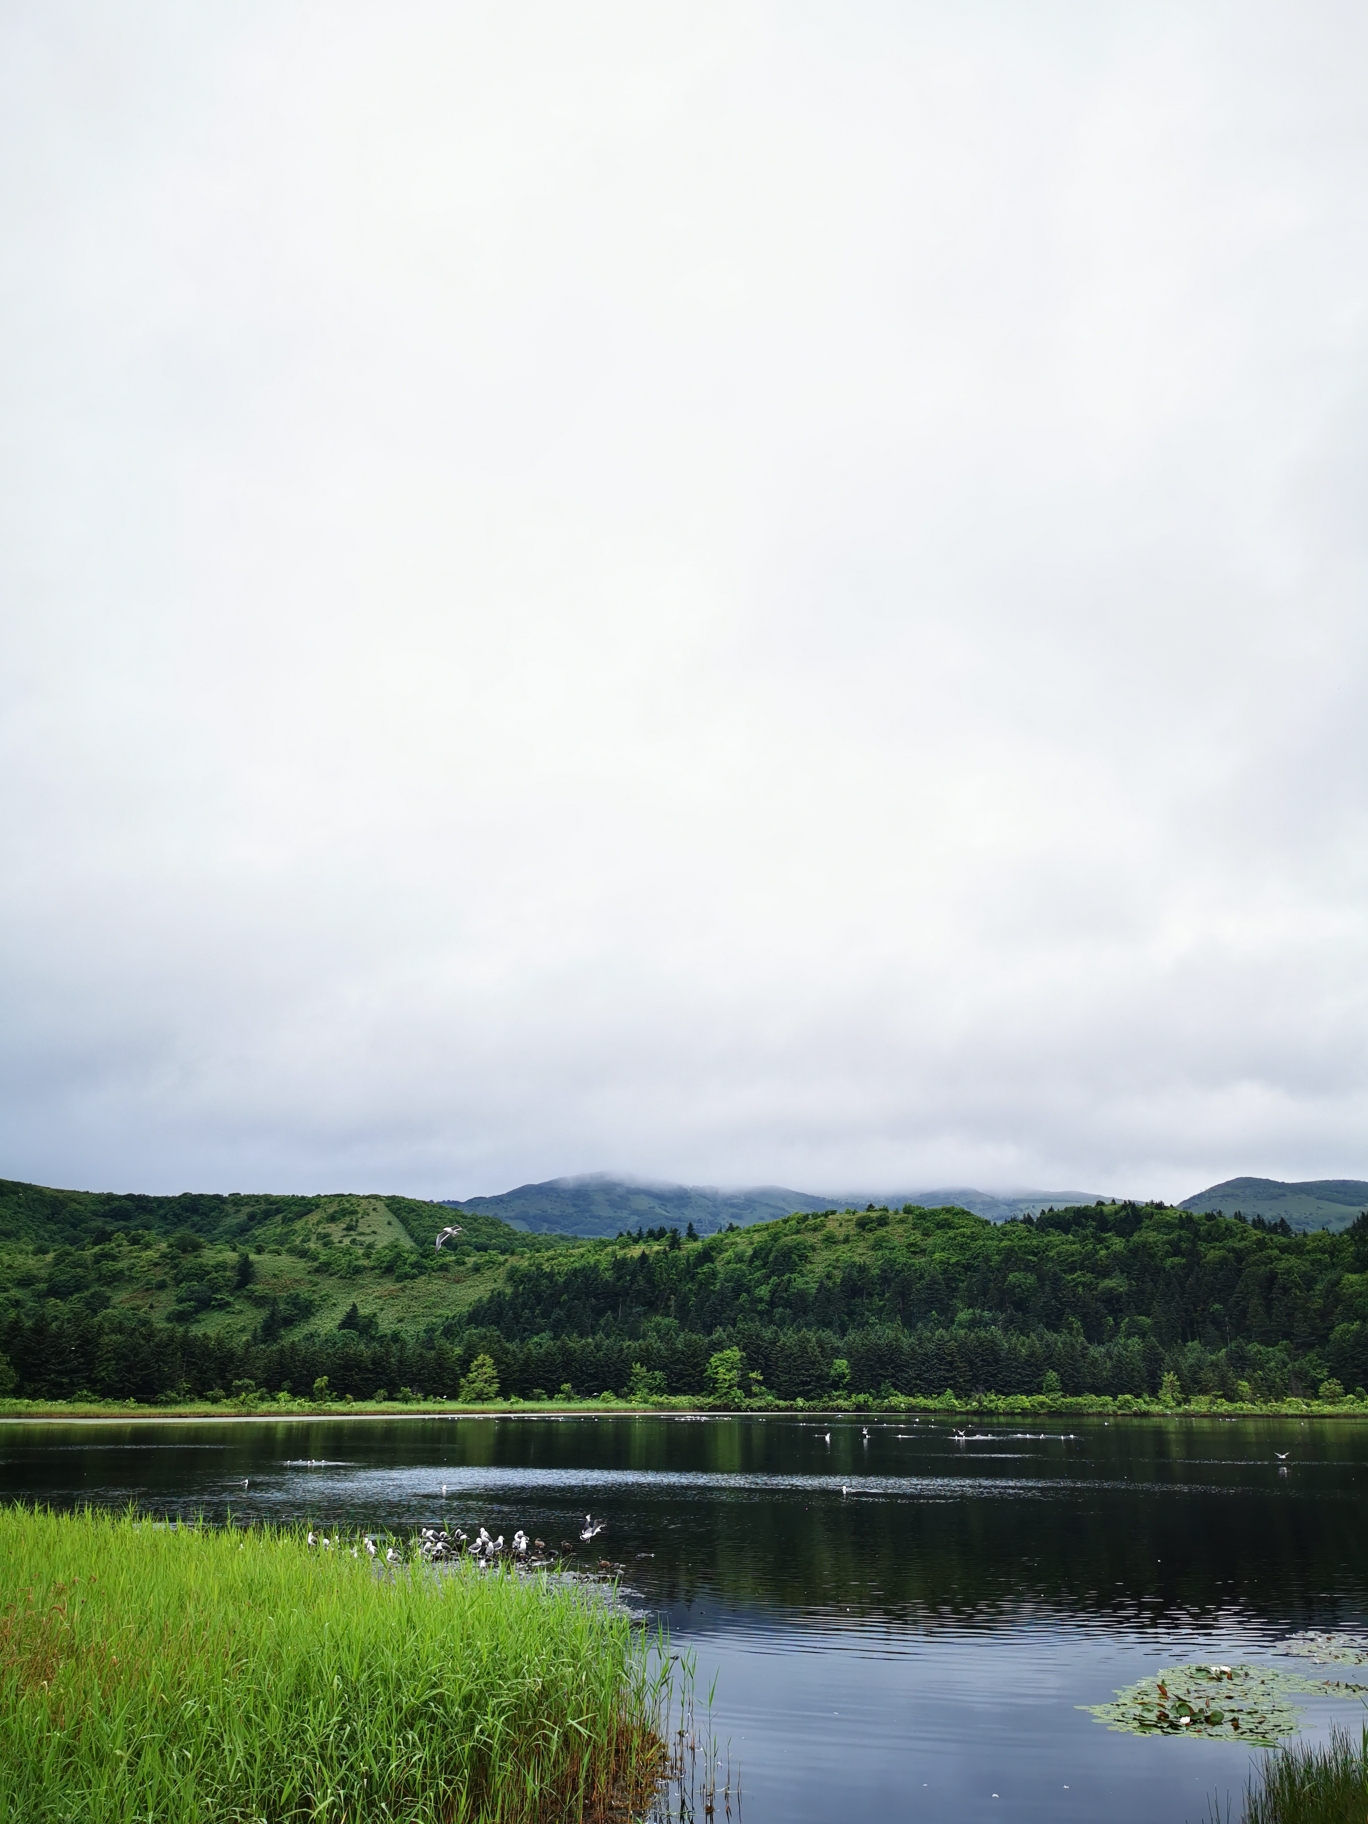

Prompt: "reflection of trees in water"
[630,1486,1368,1631]
[379,1416,1368,1632]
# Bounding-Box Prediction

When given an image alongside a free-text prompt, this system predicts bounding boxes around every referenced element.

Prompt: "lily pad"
[1081,1662,1360,1745]
[1281,1630,1368,1669]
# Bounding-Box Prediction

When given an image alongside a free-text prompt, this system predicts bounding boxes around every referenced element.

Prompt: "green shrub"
[705,1347,743,1402]
[627,1363,667,1399]
[459,1352,500,1402]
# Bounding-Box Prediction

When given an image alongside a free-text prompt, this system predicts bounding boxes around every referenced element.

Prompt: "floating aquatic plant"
[1082,1662,1364,1745]
[1280,1629,1368,1669]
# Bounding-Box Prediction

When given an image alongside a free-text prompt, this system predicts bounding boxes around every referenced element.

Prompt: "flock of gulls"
[294,1426,1300,1561]
[305,1514,609,1570]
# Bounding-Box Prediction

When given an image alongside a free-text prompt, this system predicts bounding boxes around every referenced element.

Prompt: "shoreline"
[2,1394,1366,1423]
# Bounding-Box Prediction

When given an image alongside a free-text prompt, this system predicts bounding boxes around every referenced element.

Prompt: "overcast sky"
[2,3,1366,1202]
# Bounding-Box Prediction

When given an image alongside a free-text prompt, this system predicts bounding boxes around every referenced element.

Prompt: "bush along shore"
[0,1506,670,1824]
[3,1382,1368,1422]
[7,1393,1368,1420]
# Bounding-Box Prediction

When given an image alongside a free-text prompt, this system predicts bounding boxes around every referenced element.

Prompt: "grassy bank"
[2,1390,1368,1422]
[0,1506,667,1823]
[1245,1725,1368,1823]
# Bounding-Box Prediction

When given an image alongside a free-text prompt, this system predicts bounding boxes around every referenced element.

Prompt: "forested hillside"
[0,1178,560,1400]
[1,1184,1366,1405]
[459,1200,1368,1402]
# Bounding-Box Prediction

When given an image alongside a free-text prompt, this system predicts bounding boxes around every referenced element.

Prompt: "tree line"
[3,1304,1363,1405]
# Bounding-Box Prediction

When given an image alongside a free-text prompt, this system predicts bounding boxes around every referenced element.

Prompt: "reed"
[1244,1724,1368,1824]
[0,1505,669,1824]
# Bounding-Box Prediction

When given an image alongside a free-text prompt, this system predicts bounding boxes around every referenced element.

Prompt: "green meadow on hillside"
[1,1179,1367,1407]
[0,1176,557,1340]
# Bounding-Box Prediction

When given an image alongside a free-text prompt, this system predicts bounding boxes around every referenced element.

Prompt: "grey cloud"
[2,3,1367,1201]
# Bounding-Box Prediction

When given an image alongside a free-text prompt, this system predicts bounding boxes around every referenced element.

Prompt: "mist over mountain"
[443,1176,1103,1238]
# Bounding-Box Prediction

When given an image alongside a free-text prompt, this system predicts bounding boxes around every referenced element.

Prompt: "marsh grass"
[0,1505,669,1823]
[1241,1723,1368,1824]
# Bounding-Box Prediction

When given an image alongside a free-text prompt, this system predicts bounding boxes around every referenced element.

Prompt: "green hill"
[0,1176,560,1355]
[1180,1177,1368,1233]
[2,1180,1367,1407]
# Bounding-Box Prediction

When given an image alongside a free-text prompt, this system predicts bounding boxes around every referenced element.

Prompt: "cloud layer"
[2,3,1367,1199]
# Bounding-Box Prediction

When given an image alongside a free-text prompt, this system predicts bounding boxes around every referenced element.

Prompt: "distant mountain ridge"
[443,1176,835,1238]
[1180,1177,1368,1234]
[443,1175,1103,1238]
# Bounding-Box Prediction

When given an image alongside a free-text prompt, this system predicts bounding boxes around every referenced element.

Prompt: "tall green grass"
[0,1506,668,1823]
[1244,1724,1368,1823]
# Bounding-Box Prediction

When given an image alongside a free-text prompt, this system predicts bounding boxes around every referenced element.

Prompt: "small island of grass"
[0,1506,668,1823]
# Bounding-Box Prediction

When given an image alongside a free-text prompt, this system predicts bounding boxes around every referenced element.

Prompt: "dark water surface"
[3,1413,1366,1823]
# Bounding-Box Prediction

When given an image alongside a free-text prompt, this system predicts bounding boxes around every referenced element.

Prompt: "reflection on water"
[2,1414,1365,1823]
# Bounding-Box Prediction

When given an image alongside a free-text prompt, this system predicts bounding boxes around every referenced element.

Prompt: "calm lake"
[3,1413,1365,1823]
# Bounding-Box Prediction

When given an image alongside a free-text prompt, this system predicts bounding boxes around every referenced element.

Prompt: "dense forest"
[1,1187,1366,1404]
